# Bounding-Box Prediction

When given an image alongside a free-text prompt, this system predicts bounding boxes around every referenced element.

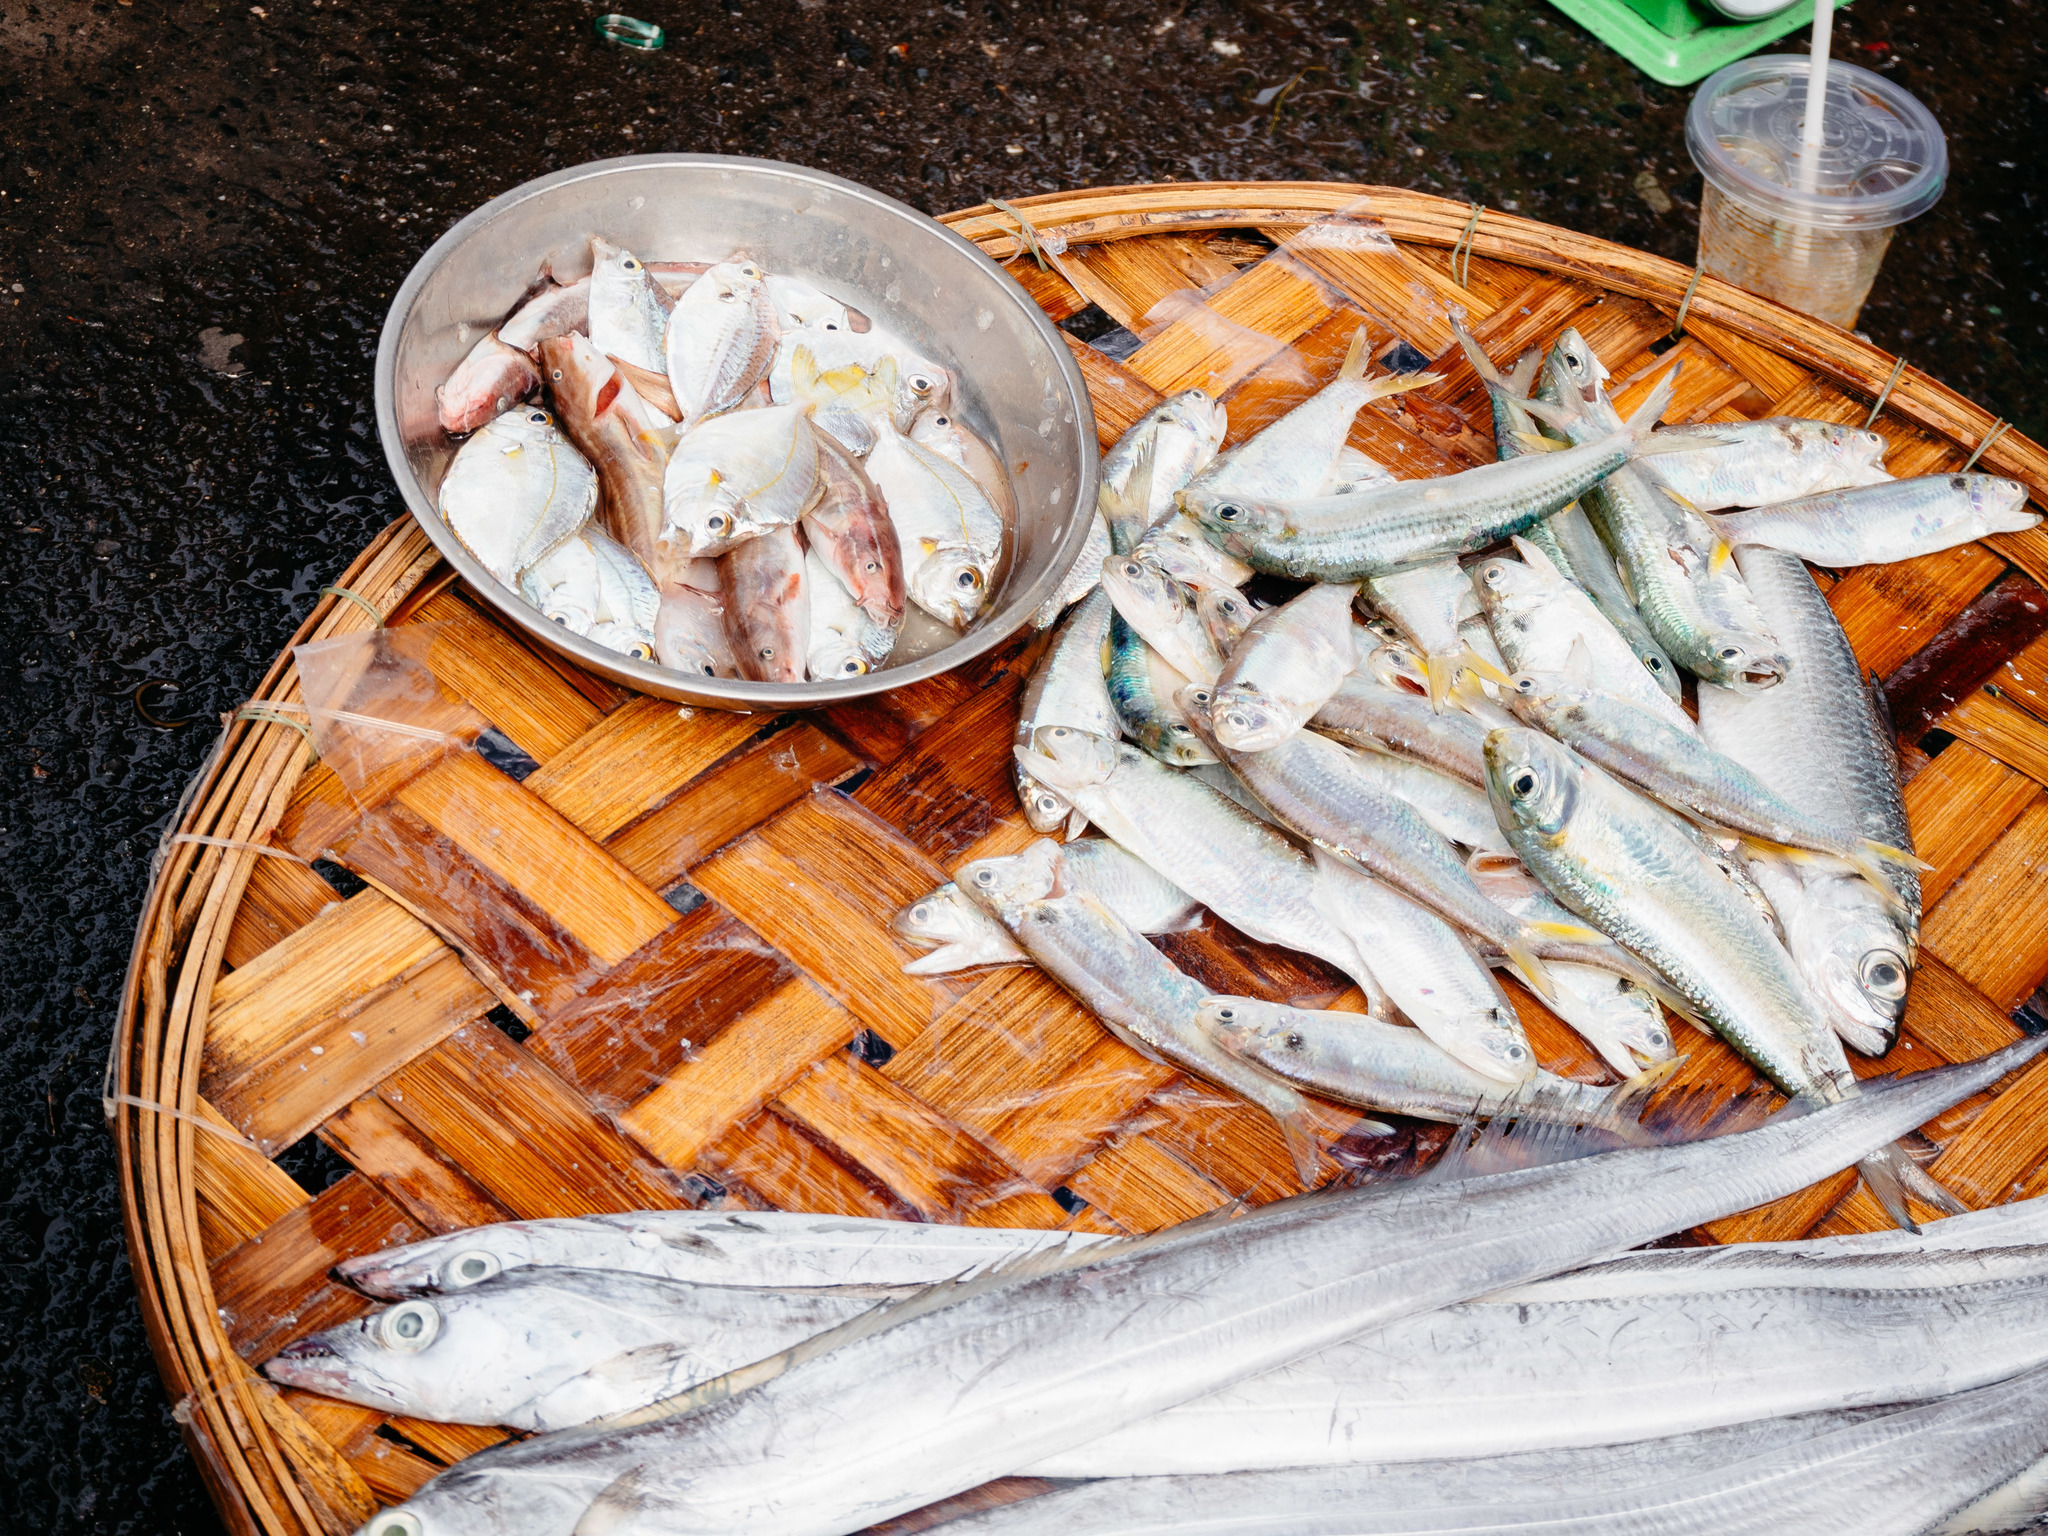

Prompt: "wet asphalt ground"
[1,0,2043,1528]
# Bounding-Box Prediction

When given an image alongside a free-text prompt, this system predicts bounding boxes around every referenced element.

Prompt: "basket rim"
[110,178,2045,1536]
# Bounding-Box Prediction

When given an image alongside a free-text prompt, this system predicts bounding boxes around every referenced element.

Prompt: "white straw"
[1798,0,1832,196]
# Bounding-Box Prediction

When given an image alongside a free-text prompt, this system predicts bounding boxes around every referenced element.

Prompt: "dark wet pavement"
[1,0,2042,1528]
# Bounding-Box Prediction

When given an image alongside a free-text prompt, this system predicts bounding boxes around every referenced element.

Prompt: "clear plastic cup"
[1687,56,1946,330]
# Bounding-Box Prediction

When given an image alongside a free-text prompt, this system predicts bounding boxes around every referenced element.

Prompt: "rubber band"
[320,583,385,627]
[988,198,1052,273]
[1962,419,2011,473]
[1670,264,1706,340]
[235,704,319,761]
[1450,203,1483,291]
[167,833,311,863]
[1864,355,1908,429]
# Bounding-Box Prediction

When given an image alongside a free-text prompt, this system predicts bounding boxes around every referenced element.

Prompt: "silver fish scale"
[1699,547,1918,926]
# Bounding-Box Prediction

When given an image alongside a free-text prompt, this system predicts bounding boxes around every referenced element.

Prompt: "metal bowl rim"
[373,151,1099,709]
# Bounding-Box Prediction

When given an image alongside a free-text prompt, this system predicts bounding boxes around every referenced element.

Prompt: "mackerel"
[1710,473,2037,567]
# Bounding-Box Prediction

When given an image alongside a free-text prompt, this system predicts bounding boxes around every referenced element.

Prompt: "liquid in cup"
[1686,56,1945,330]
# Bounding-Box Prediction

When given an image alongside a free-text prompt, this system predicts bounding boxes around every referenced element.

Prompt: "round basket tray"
[114,182,2048,1536]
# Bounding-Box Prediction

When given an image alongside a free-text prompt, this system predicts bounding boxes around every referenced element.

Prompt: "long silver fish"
[1710,473,2037,567]
[338,1212,1105,1300]
[958,846,1328,1184]
[587,238,675,376]
[1100,388,1229,552]
[1104,612,1214,767]
[1644,415,1893,511]
[1177,375,1680,583]
[1209,579,1359,751]
[895,843,1200,975]
[1311,671,1491,787]
[266,1269,871,1432]
[958,1371,2048,1535]
[1698,546,1921,1055]
[1015,586,1121,834]
[1485,724,1950,1225]
[351,1038,2043,1536]
[438,407,598,589]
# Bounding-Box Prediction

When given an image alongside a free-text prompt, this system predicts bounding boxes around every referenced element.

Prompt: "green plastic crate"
[1543,0,1854,86]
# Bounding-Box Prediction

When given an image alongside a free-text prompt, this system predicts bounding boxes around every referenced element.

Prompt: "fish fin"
[1423,1085,1651,1179]
[1276,1105,1325,1189]
[1889,1145,1970,1218]
[1758,840,1915,915]
[1708,537,1733,575]
[790,343,820,394]
[1338,324,1373,382]
[1512,429,1570,453]
[1658,485,1703,515]
[1450,317,1505,386]
[572,1466,657,1536]
[1360,370,1445,403]
[1864,838,1933,874]
[1856,1146,1923,1235]
[1424,650,1460,712]
[1515,395,1577,433]
[1102,434,1160,556]
[1064,806,1091,842]
[902,939,1027,976]
[1510,533,1563,578]
[1459,644,1513,688]
[1619,368,1679,437]
[1507,942,1560,1003]
[1563,635,1600,689]
[1616,1053,1686,1104]
[1527,917,1611,945]
[1505,347,1543,397]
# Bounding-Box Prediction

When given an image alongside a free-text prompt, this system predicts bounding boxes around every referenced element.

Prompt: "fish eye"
[628,642,655,661]
[935,415,950,427]
[910,904,930,922]
[1717,646,1743,661]
[1120,562,1143,578]
[1507,1044,1528,1060]
[823,321,840,331]
[376,1300,441,1353]
[706,513,729,532]
[758,646,775,660]
[1648,1030,1670,1049]
[442,1250,501,1288]
[1862,954,1908,999]
[1511,773,1536,796]
[1213,1005,1236,1021]
[1034,793,1060,814]
[862,560,879,572]
[909,373,936,395]
[550,368,564,381]
[526,409,551,424]
[974,868,997,887]
[1189,687,1213,705]
[623,257,641,270]
[956,568,983,590]
[366,1514,424,1536]
[1224,711,1251,730]
[1645,656,1665,673]
[1284,1031,1305,1050]
[697,661,718,675]
[1216,503,1244,522]
[837,657,868,676]
[1049,727,1070,740]
[1514,676,1536,693]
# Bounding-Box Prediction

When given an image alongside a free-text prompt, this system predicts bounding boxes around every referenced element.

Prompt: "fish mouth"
[330,1259,406,1299]
[261,1336,353,1395]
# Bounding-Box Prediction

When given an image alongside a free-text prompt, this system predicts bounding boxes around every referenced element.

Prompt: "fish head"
[1199,997,1311,1064]
[333,1233,531,1299]
[1158,390,1229,458]
[1468,552,1552,616]
[956,840,1063,915]
[1016,727,1120,798]
[1484,726,1581,840]
[807,625,873,680]
[489,404,568,450]
[1364,641,1430,697]
[771,275,854,332]
[537,332,618,424]
[663,472,754,558]
[654,586,734,678]
[895,363,954,431]
[435,335,541,437]
[1544,326,1607,405]
[1208,682,1295,753]
[262,1298,455,1410]
[1099,553,1181,628]
[519,537,601,635]
[910,543,995,629]
[1174,487,1281,551]
[1503,669,1572,728]
[587,619,659,664]
[1817,422,1893,478]
[1779,882,1911,1055]
[1196,586,1255,652]
[1963,474,2038,533]
[1015,761,1076,834]
[890,883,986,948]
[1440,1006,1539,1084]
[1700,631,1792,693]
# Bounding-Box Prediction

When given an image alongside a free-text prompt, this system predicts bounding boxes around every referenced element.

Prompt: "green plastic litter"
[1542,0,1852,86]
[593,13,665,50]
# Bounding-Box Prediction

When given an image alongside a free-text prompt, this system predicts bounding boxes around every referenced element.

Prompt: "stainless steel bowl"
[375,154,1098,708]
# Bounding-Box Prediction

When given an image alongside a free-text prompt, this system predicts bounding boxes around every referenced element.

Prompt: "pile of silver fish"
[950,319,2037,1228]
[432,238,1013,681]
[297,1042,2048,1535]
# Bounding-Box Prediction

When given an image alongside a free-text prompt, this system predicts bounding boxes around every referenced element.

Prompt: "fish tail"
[1338,324,1374,382]
[1709,537,1733,575]
[1359,370,1445,404]
[1865,837,1935,875]
[1617,1053,1686,1104]
[1274,1105,1325,1190]
[1596,1056,1687,1146]
[1856,1145,1922,1234]
[1512,429,1571,454]
[1459,644,1513,688]
[1064,806,1090,842]
[1450,316,1505,387]
[1424,650,1460,712]
[1507,943,1560,1003]
[1620,368,1679,438]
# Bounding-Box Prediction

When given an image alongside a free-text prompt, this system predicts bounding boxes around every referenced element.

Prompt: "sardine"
[1177,375,1680,583]
[1209,580,1359,751]
[718,522,807,683]
[664,257,779,424]
[356,1038,2043,1536]
[1104,613,1213,767]
[1101,554,1222,686]
[1033,508,1112,629]
[803,432,904,629]
[438,407,598,588]
[1698,547,1921,1052]
[1312,671,1491,787]
[1644,415,1893,511]
[894,838,1201,975]
[1185,329,1435,503]
[1470,538,1696,735]
[958,850,1325,1184]
[652,564,736,678]
[587,238,675,376]
[339,1211,1105,1300]
[662,405,822,558]
[804,549,894,679]
[1364,558,1497,709]
[1100,389,1229,551]
[1017,728,1385,1008]
[866,417,1004,629]
[1710,473,2038,566]
[973,1374,2048,1534]
[1015,587,1120,834]
[1485,724,1950,1226]
[539,332,681,583]
[266,1269,871,1433]
[1194,583,1258,653]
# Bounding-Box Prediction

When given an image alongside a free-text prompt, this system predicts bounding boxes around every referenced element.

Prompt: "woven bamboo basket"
[113,181,2048,1536]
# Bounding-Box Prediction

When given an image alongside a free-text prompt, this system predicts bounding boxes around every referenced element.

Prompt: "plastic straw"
[1798,0,1831,196]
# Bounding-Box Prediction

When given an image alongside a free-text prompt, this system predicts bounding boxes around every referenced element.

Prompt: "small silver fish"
[587,238,675,376]
[1209,580,1359,752]
[438,407,598,589]
[1644,415,1893,511]
[1710,474,2037,567]
[662,405,822,559]
[664,257,779,424]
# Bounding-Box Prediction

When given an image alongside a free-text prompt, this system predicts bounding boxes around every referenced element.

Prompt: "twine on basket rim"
[988,198,1054,272]
[167,833,311,864]
[234,702,319,761]
[1670,264,1706,341]
[321,583,386,627]
[1450,202,1484,291]
[1962,419,2012,473]
[1864,355,1909,429]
